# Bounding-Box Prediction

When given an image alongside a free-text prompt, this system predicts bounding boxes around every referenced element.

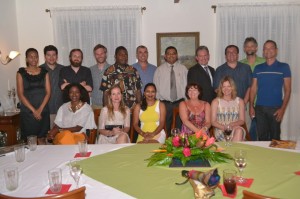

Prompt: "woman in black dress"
[17,48,51,144]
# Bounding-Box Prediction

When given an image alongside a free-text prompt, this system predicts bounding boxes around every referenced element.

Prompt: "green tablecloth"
[80,143,300,199]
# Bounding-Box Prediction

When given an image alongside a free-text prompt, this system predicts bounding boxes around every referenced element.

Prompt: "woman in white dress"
[98,84,130,144]
[211,76,245,142]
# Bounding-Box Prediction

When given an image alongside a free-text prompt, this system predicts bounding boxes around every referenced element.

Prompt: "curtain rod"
[211,5,216,13]
[45,6,146,17]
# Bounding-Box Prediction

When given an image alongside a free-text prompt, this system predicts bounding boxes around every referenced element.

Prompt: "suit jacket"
[187,63,216,104]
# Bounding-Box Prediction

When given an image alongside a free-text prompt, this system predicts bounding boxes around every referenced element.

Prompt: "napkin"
[45,184,72,194]
[74,152,91,158]
[294,171,300,175]
[236,178,254,188]
[219,184,237,198]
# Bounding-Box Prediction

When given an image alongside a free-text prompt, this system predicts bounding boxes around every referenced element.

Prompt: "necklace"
[68,101,83,112]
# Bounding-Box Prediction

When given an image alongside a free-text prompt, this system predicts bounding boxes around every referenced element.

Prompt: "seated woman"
[179,83,211,135]
[211,76,245,141]
[98,84,130,144]
[133,83,166,143]
[47,83,96,144]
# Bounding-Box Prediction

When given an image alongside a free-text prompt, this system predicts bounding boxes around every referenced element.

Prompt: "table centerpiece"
[146,130,232,167]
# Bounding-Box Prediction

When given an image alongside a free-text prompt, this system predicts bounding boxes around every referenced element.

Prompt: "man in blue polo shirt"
[249,40,291,141]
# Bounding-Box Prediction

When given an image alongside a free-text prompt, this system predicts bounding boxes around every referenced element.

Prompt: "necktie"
[170,65,177,101]
[204,66,212,85]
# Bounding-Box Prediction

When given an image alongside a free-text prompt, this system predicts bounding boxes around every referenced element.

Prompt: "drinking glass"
[223,169,237,195]
[234,150,247,183]
[27,135,37,151]
[4,167,19,191]
[48,168,62,193]
[171,128,180,137]
[14,145,25,162]
[78,140,88,156]
[69,160,82,188]
[223,125,232,146]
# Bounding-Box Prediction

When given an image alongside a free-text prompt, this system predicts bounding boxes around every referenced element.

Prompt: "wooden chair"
[93,108,101,127]
[171,107,179,131]
[87,129,97,144]
[242,190,278,199]
[0,186,86,199]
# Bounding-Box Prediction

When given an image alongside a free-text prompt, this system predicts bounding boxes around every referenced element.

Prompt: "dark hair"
[69,49,83,59]
[195,46,209,56]
[93,44,107,53]
[136,45,147,54]
[25,48,38,58]
[63,83,89,103]
[165,46,177,54]
[141,83,157,111]
[264,40,277,49]
[115,46,127,56]
[44,45,58,55]
[243,37,258,47]
[225,45,239,55]
[185,83,203,100]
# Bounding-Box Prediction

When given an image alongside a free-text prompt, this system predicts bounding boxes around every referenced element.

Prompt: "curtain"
[51,5,141,66]
[216,2,300,140]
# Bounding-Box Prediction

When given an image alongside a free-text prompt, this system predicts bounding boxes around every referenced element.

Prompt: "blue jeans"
[255,105,281,141]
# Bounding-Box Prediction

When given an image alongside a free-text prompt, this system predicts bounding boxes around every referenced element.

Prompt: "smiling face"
[110,87,122,104]
[221,81,233,97]
[164,48,178,65]
[144,85,156,101]
[94,48,107,64]
[69,86,81,103]
[244,41,258,56]
[26,51,39,67]
[136,47,148,63]
[225,47,239,64]
[44,50,57,66]
[263,41,278,60]
[115,49,128,66]
[70,50,83,67]
[196,49,210,65]
[187,86,200,100]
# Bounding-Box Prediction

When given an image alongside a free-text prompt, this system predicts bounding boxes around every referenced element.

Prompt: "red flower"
[195,130,203,138]
[205,137,215,147]
[172,136,180,147]
[183,147,191,157]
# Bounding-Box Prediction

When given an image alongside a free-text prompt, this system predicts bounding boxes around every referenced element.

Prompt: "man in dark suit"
[187,46,215,103]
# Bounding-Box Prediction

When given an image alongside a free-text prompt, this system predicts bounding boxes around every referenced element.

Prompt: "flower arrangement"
[146,130,233,167]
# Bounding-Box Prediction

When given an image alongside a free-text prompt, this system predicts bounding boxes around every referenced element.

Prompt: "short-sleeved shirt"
[90,63,110,107]
[40,63,64,114]
[213,62,252,99]
[132,62,156,93]
[100,64,142,108]
[59,66,93,90]
[240,56,265,71]
[253,60,291,107]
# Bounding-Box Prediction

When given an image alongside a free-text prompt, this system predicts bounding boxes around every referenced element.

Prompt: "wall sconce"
[0,50,20,65]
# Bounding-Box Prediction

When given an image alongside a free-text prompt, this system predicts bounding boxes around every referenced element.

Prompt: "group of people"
[16,37,291,145]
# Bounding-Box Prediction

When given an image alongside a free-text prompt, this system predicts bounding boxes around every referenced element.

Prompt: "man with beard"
[100,46,142,109]
[240,37,265,140]
[90,44,110,107]
[59,49,93,100]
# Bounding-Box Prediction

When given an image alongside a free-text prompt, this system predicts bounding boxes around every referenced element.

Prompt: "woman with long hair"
[47,83,96,144]
[98,84,130,144]
[211,76,245,141]
[179,83,211,135]
[17,48,50,144]
[133,83,166,143]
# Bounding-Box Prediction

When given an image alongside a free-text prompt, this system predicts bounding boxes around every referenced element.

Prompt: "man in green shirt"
[240,37,265,140]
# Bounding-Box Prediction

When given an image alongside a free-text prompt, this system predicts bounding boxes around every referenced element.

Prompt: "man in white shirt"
[154,46,188,136]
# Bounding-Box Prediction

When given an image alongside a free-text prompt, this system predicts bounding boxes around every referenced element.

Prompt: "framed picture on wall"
[156,32,200,69]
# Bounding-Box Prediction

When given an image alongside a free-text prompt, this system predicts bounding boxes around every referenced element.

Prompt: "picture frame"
[156,32,200,69]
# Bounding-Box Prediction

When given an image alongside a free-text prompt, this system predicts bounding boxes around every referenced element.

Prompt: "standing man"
[90,44,110,108]
[154,46,188,135]
[40,45,64,128]
[240,37,265,140]
[213,45,252,104]
[250,40,291,141]
[100,46,142,109]
[59,49,93,96]
[187,46,215,104]
[132,45,156,93]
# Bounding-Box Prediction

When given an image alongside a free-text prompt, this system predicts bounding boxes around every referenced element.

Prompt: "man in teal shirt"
[240,37,265,140]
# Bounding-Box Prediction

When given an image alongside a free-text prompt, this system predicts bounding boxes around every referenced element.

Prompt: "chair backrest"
[242,190,278,199]
[171,107,179,131]
[0,186,86,199]
[88,129,97,144]
[93,108,101,127]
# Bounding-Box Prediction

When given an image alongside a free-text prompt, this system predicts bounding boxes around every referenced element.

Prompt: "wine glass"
[69,160,82,188]
[223,125,232,146]
[171,128,180,137]
[234,150,247,183]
